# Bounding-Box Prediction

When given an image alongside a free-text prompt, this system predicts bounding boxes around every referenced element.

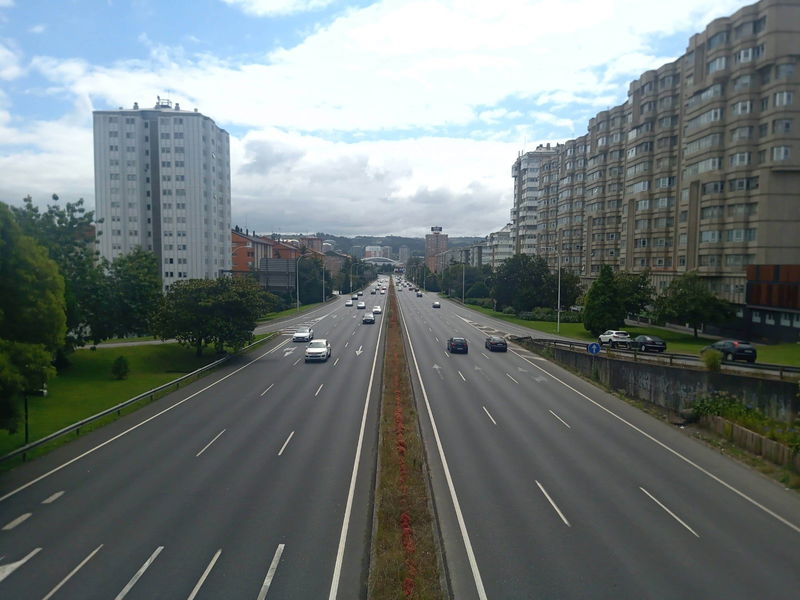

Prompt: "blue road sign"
[587,342,601,355]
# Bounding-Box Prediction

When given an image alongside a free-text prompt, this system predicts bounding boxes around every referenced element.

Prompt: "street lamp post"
[296,252,308,312]
[462,260,466,305]
[556,231,562,334]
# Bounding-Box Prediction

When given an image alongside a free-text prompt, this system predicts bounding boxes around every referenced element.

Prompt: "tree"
[614,269,654,316]
[0,203,66,431]
[151,278,272,356]
[491,254,552,312]
[582,265,625,336]
[10,195,106,351]
[653,271,733,338]
[109,248,162,337]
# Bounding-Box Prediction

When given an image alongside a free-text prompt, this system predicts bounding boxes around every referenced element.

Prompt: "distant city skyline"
[0,0,753,236]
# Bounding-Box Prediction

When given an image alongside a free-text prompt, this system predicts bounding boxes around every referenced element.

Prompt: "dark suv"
[702,340,757,363]
[447,337,469,354]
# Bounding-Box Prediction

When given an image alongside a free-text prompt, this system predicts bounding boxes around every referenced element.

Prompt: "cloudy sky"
[1,0,749,237]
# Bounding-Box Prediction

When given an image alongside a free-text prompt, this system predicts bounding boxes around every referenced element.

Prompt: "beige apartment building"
[513,0,800,304]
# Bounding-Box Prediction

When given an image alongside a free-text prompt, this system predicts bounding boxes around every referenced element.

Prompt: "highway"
[395,284,800,599]
[0,286,389,599]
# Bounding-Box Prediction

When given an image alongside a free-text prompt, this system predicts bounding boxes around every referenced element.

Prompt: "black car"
[632,335,667,352]
[485,336,507,352]
[447,337,469,354]
[702,340,757,363]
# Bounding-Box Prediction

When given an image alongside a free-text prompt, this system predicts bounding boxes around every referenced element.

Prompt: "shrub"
[111,355,130,380]
[701,349,723,371]
[502,306,516,315]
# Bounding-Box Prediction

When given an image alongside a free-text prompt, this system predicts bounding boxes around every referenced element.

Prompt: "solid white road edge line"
[0,547,41,584]
[457,315,800,536]
[187,549,221,600]
[114,546,163,600]
[195,429,226,457]
[278,432,295,456]
[548,410,571,429]
[328,288,387,600]
[506,347,800,535]
[257,544,285,600]
[0,338,292,504]
[640,487,700,538]
[398,297,488,600]
[535,480,571,527]
[41,544,104,600]
[482,406,497,426]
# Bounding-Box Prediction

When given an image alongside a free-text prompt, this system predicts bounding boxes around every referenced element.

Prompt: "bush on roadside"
[502,306,516,315]
[701,348,723,371]
[111,355,130,380]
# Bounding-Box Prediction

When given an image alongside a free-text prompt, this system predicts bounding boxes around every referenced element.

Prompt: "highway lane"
[396,287,800,599]
[0,285,388,599]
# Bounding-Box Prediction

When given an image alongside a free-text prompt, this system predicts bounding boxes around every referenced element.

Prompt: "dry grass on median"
[369,283,445,599]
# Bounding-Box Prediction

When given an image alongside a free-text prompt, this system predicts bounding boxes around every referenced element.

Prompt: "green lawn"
[258,301,326,322]
[0,344,221,460]
[463,305,800,366]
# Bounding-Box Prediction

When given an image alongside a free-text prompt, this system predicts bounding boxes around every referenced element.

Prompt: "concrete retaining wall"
[517,339,799,423]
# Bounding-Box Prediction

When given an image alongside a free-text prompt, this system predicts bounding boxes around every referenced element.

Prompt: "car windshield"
[308,341,326,348]
[452,338,466,343]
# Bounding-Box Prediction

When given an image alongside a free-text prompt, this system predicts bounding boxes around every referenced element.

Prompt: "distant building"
[488,225,514,269]
[364,245,382,258]
[425,226,448,273]
[381,246,392,259]
[398,245,410,264]
[93,97,231,288]
[349,245,364,259]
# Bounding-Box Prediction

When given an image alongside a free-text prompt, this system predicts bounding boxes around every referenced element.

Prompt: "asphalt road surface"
[394,283,800,600]
[0,284,388,599]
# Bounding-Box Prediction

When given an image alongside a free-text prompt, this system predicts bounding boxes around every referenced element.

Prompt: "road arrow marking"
[283,347,296,356]
[432,364,444,380]
[355,346,364,356]
[0,548,42,584]
[517,367,529,373]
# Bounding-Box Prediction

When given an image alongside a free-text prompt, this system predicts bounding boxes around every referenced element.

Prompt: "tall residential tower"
[93,98,231,288]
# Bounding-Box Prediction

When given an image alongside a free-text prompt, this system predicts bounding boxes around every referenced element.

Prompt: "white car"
[293,327,313,342]
[357,301,366,309]
[304,339,331,362]
[598,330,632,348]
[362,312,375,324]
[345,299,353,307]
[380,290,386,295]
[432,301,441,308]
[372,305,382,314]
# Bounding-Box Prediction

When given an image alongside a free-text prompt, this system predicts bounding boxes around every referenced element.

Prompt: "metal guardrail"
[1,336,272,465]
[512,336,800,379]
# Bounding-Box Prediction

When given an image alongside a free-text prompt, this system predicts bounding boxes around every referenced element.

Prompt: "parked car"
[304,339,331,362]
[632,335,667,352]
[372,305,382,314]
[485,336,508,352]
[432,301,441,308]
[447,337,469,353]
[292,327,313,342]
[598,330,632,348]
[345,299,353,307]
[357,301,366,309]
[362,312,376,324]
[702,339,757,363]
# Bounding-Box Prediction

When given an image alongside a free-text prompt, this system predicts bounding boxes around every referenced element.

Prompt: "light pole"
[462,260,466,305]
[321,260,325,303]
[556,230,562,334]
[296,252,308,312]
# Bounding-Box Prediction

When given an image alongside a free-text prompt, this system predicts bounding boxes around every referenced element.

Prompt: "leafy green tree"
[466,280,490,298]
[0,203,66,431]
[109,248,162,337]
[583,264,625,336]
[614,269,654,316]
[151,277,272,356]
[10,195,106,351]
[653,271,733,338]
[111,356,130,380]
[491,254,552,312]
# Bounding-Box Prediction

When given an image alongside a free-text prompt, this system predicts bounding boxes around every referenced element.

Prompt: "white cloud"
[0,40,23,80]
[0,0,14,7]
[221,0,335,17]
[29,24,46,34]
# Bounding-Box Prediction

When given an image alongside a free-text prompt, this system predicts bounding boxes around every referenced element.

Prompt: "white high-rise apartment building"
[510,145,559,256]
[93,98,231,288]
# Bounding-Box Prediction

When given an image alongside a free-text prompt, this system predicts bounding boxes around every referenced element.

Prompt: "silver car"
[292,327,313,342]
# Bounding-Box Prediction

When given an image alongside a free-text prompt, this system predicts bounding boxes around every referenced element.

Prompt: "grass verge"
[1,334,275,467]
[370,284,445,599]
[462,304,800,366]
